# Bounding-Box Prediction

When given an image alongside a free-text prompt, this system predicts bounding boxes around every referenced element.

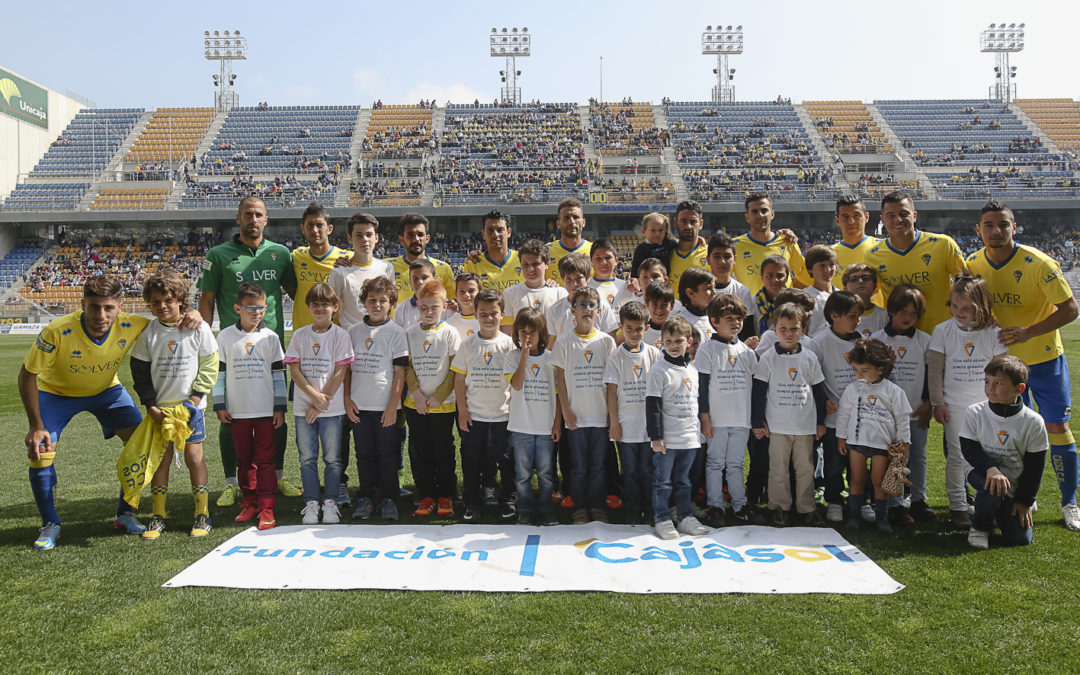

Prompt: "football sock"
[151,484,168,518]
[29,453,60,526]
[1049,430,1078,508]
[193,484,209,517]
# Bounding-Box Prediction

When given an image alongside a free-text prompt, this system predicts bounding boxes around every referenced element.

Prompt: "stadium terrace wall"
[2,199,1079,239]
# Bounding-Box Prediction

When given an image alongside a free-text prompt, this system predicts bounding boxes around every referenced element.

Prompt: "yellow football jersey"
[864,231,965,333]
[545,238,591,285]
[668,243,709,295]
[967,244,1073,365]
[832,236,883,306]
[292,245,352,329]
[24,311,150,397]
[463,250,523,293]
[388,255,456,303]
[732,233,811,296]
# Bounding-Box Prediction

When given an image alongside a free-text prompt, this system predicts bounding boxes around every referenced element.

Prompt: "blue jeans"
[295,414,343,501]
[706,427,750,510]
[968,468,1033,546]
[652,446,695,523]
[567,426,607,509]
[512,432,555,515]
[619,441,653,513]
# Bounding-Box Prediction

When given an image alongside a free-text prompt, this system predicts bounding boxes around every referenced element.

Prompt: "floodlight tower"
[979,22,1024,102]
[490,27,530,105]
[204,30,247,111]
[702,25,743,103]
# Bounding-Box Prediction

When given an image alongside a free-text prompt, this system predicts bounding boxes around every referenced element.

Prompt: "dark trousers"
[406,409,456,499]
[461,420,509,507]
[352,410,400,501]
[745,434,770,504]
[232,417,276,509]
[821,427,848,505]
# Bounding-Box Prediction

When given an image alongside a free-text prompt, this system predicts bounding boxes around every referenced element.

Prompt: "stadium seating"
[90,188,170,210]
[362,105,433,160]
[1015,98,1080,151]
[875,99,1057,167]
[0,183,90,211]
[589,101,664,156]
[199,106,359,175]
[929,169,1080,199]
[126,107,215,163]
[30,109,144,177]
[0,242,46,290]
[349,178,422,207]
[181,175,336,209]
[802,101,894,154]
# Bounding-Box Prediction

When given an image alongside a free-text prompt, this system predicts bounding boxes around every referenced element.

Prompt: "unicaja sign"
[0,68,49,129]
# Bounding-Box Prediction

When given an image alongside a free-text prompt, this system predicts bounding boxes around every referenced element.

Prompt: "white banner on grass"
[164,524,903,594]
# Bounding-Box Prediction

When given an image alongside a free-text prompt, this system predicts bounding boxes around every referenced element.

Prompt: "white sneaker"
[301,500,320,525]
[654,519,679,540]
[1062,504,1080,532]
[826,503,843,522]
[677,515,708,536]
[861,504,876,523]
[968,528,989,550]
[1030,499,1038,514]
[322,499,341,524]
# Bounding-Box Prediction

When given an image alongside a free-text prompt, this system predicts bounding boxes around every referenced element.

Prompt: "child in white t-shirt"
[213,283,287,530]
[588,238,628,309]
[706,232,757,345]
[445,272,481,341]
[404,279,462,518]
[835,338,912,533]
[843,263,888,338]
[131,270,218,539]
[393,259,438,329]
[803,244,839,338]
[646,316,709,539]
[502,240,566,338]
[961,355,1048,549]
[696,294,757,526]
[552,287,616,524]
[329,213,394,328]
[345,275,408,521]
[506,308,562,525]
[285,283,354,525]
[751,303,827,528]
[928,276,1007,528]
[674,267,716,342]
[643,279,676,352]
[451,288,515,522]
[545,253,618,342]
[871,284,936,524]
[603,301,661,525]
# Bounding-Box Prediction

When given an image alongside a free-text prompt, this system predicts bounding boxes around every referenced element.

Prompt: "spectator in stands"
[197,196,301,507]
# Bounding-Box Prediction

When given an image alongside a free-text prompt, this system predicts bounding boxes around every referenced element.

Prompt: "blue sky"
[6,0,1071,108]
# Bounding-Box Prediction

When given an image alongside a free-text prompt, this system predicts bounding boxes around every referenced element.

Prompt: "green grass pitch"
[0,326,1077,672]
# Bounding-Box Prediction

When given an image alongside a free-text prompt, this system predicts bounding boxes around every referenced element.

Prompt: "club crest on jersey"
[607,294,615,305]
[584,350,594,364]
[365,337,375,351]
[921,254,932,267]
[788,367,799,382]
[168,340,178,354]
[312,343,321,357]
[866,394,878,406]
[897,346,908,360]
[118,339,127,350]
[270,253,278,261]
[245,342,255,355]
[483,351,494,366]
[633,364,643,379]
[530,364,541,378]
[1014,270,1023,283]
[466,329,476,337]
[728,353,738,367]
[683,377,692,392]
[532,299,542,308]
[71,349,82,358]
[515,267,522,276]
[964,342,975,357]
[997,430,1009,445]
[423,340,432,353]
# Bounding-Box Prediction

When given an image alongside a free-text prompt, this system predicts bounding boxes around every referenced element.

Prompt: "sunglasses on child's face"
[574,302,599,310]
[241,305,268,313]
[848,275,874,283]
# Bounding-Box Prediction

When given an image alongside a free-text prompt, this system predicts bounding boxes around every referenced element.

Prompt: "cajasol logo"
[576,537,860,569]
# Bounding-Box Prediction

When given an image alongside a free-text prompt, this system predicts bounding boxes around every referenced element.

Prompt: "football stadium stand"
[589,101,665,156]
[802,100,894,154]
[125,107,215,164]
[1015,98,1080,151]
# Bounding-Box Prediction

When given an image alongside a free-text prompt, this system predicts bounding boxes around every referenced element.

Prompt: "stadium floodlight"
[490,27,530,105]
[702,24,743,103]
[204,29,247,111]
[980,21,1024,102]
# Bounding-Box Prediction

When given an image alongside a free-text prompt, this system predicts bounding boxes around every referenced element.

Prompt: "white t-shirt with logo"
[603,343,662,443]
[504,348,558,436]
[695,336,757,428]
[857,305,889,339]
[646,358,701,450]
[284,323,354,417]
[329,259,395,328]
[444,311,480,341]
[133,321,217,409]
[405,320,462,412]
[502,282,567,326]
[674,305,714,343]
[450,331,514,422]
[754,346,825,435]
[807,329,859,428]
[589,277,628,310]
[346,317,408,412]
[550,329,616,428]
[545,296,618,340]
[928,319,1007,408]
[960,400,1049,499]
[871,327,931,411]
[216,324,285,419]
